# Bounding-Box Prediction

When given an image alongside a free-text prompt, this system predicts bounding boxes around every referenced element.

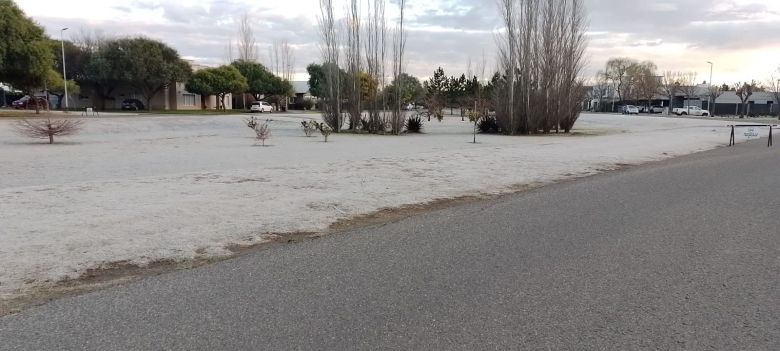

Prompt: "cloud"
[15,0,780,81]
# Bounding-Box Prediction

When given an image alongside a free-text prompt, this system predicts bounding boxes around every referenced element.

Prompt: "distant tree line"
[0,0,292,112]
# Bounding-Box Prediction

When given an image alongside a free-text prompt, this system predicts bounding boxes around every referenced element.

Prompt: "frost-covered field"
[0,112,759,299]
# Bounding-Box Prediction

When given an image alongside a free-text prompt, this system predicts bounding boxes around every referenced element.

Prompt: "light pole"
[60,27,69,112]
[706,61,713,114]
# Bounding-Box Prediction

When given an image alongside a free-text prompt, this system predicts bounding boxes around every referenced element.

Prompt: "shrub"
[254,121,271,146]
[245,116,258,130]
[478,116,499,134]
[14,118,83,144]
[301,120,317,137]
[314,121,333,142]
[405,115,423,133]
[303,99,315,110]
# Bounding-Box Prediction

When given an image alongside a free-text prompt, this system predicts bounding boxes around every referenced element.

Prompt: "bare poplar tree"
[495,0,587,134]
[269,39,296,81]
[345,0,363,130]
[496,0,517,133]
[390,0,407,135]
[318,0,342,131]
[236,13,258,62]
[364,0,388,133]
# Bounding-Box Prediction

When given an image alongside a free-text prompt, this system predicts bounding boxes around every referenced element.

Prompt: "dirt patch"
[0,181,554,317]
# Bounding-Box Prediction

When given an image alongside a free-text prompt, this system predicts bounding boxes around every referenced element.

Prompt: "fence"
[728,124,775,147]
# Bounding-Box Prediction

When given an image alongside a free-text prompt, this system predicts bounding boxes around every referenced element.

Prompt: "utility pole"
[707,61,713,115]
[61,27,69,112]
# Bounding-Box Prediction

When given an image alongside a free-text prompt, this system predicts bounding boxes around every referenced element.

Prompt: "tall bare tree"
[678,72,698,113]
[318,0,342,131]
[495,0,588,134]
[604,57,635,108]
[270,39,296,81]
[496,0,517,133]
[268,39,295,111]
[390,0,407,135]
[236,13,258,62]
[345,0,363,130]
[632,62,659,110]
[590,71,609,112]
[659,71,682,114]
[735,80,757,118]
[765,71,780,118]
[364,0,388,133]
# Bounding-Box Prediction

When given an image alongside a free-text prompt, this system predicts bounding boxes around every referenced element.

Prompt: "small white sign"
[744,128,760,139]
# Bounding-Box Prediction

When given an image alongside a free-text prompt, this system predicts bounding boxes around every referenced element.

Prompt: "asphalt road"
[1,141,778,350]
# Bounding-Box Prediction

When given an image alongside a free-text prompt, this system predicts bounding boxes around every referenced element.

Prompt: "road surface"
[1,141,778,350]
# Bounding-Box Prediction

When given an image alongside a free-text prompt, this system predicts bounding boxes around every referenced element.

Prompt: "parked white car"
[673,106,709,116]
[250,101,274,113]
[621,105,640,115]
[649,105,665,114]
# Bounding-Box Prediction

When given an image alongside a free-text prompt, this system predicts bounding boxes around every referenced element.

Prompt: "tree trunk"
[49,134,54,144]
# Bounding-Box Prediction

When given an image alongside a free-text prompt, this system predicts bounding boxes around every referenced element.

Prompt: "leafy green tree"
[44,69,80,109]
[447,74,467,115]
[0,0,55,113]
[265,76,294,111]
[48,39,91,84]
[111,38,191,110]
[82,41,125,110]
[306,63,325,98]
[186,65,247,110]
[232,60,275,101]
[307,62,347,99]
[423,67,448,120]
[185,69,216,109]
[384,73,424,107]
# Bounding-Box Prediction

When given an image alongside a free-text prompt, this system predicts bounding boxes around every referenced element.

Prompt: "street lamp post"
[706,61,714,115]
[60,27,69,112]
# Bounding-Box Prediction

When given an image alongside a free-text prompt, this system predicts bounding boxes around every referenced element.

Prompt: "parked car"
[649,105,665,114]
[672,106,709,116]
[621,105,639,115]
[250,101,274,113]
[121,99,145,111]
[12,96,48,110]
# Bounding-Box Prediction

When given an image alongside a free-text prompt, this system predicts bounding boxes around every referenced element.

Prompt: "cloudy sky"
[17,0,780,84]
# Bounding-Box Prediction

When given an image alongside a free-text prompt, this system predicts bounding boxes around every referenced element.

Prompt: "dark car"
[12,96,48,109]
[121,99,145,111]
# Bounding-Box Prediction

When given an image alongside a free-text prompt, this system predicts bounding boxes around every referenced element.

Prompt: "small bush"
[245,116,258,130]
[313,121,333,142]
[478,116,499,134]
[405,115,423,133]
[302,99,315,110]
[301,120,317,137]
[254,121,271,146]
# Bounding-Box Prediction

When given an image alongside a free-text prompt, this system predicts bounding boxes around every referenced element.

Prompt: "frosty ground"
[0,112,763,301]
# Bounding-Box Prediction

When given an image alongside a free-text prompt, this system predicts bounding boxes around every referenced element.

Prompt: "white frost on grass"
[0,113,764,299]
